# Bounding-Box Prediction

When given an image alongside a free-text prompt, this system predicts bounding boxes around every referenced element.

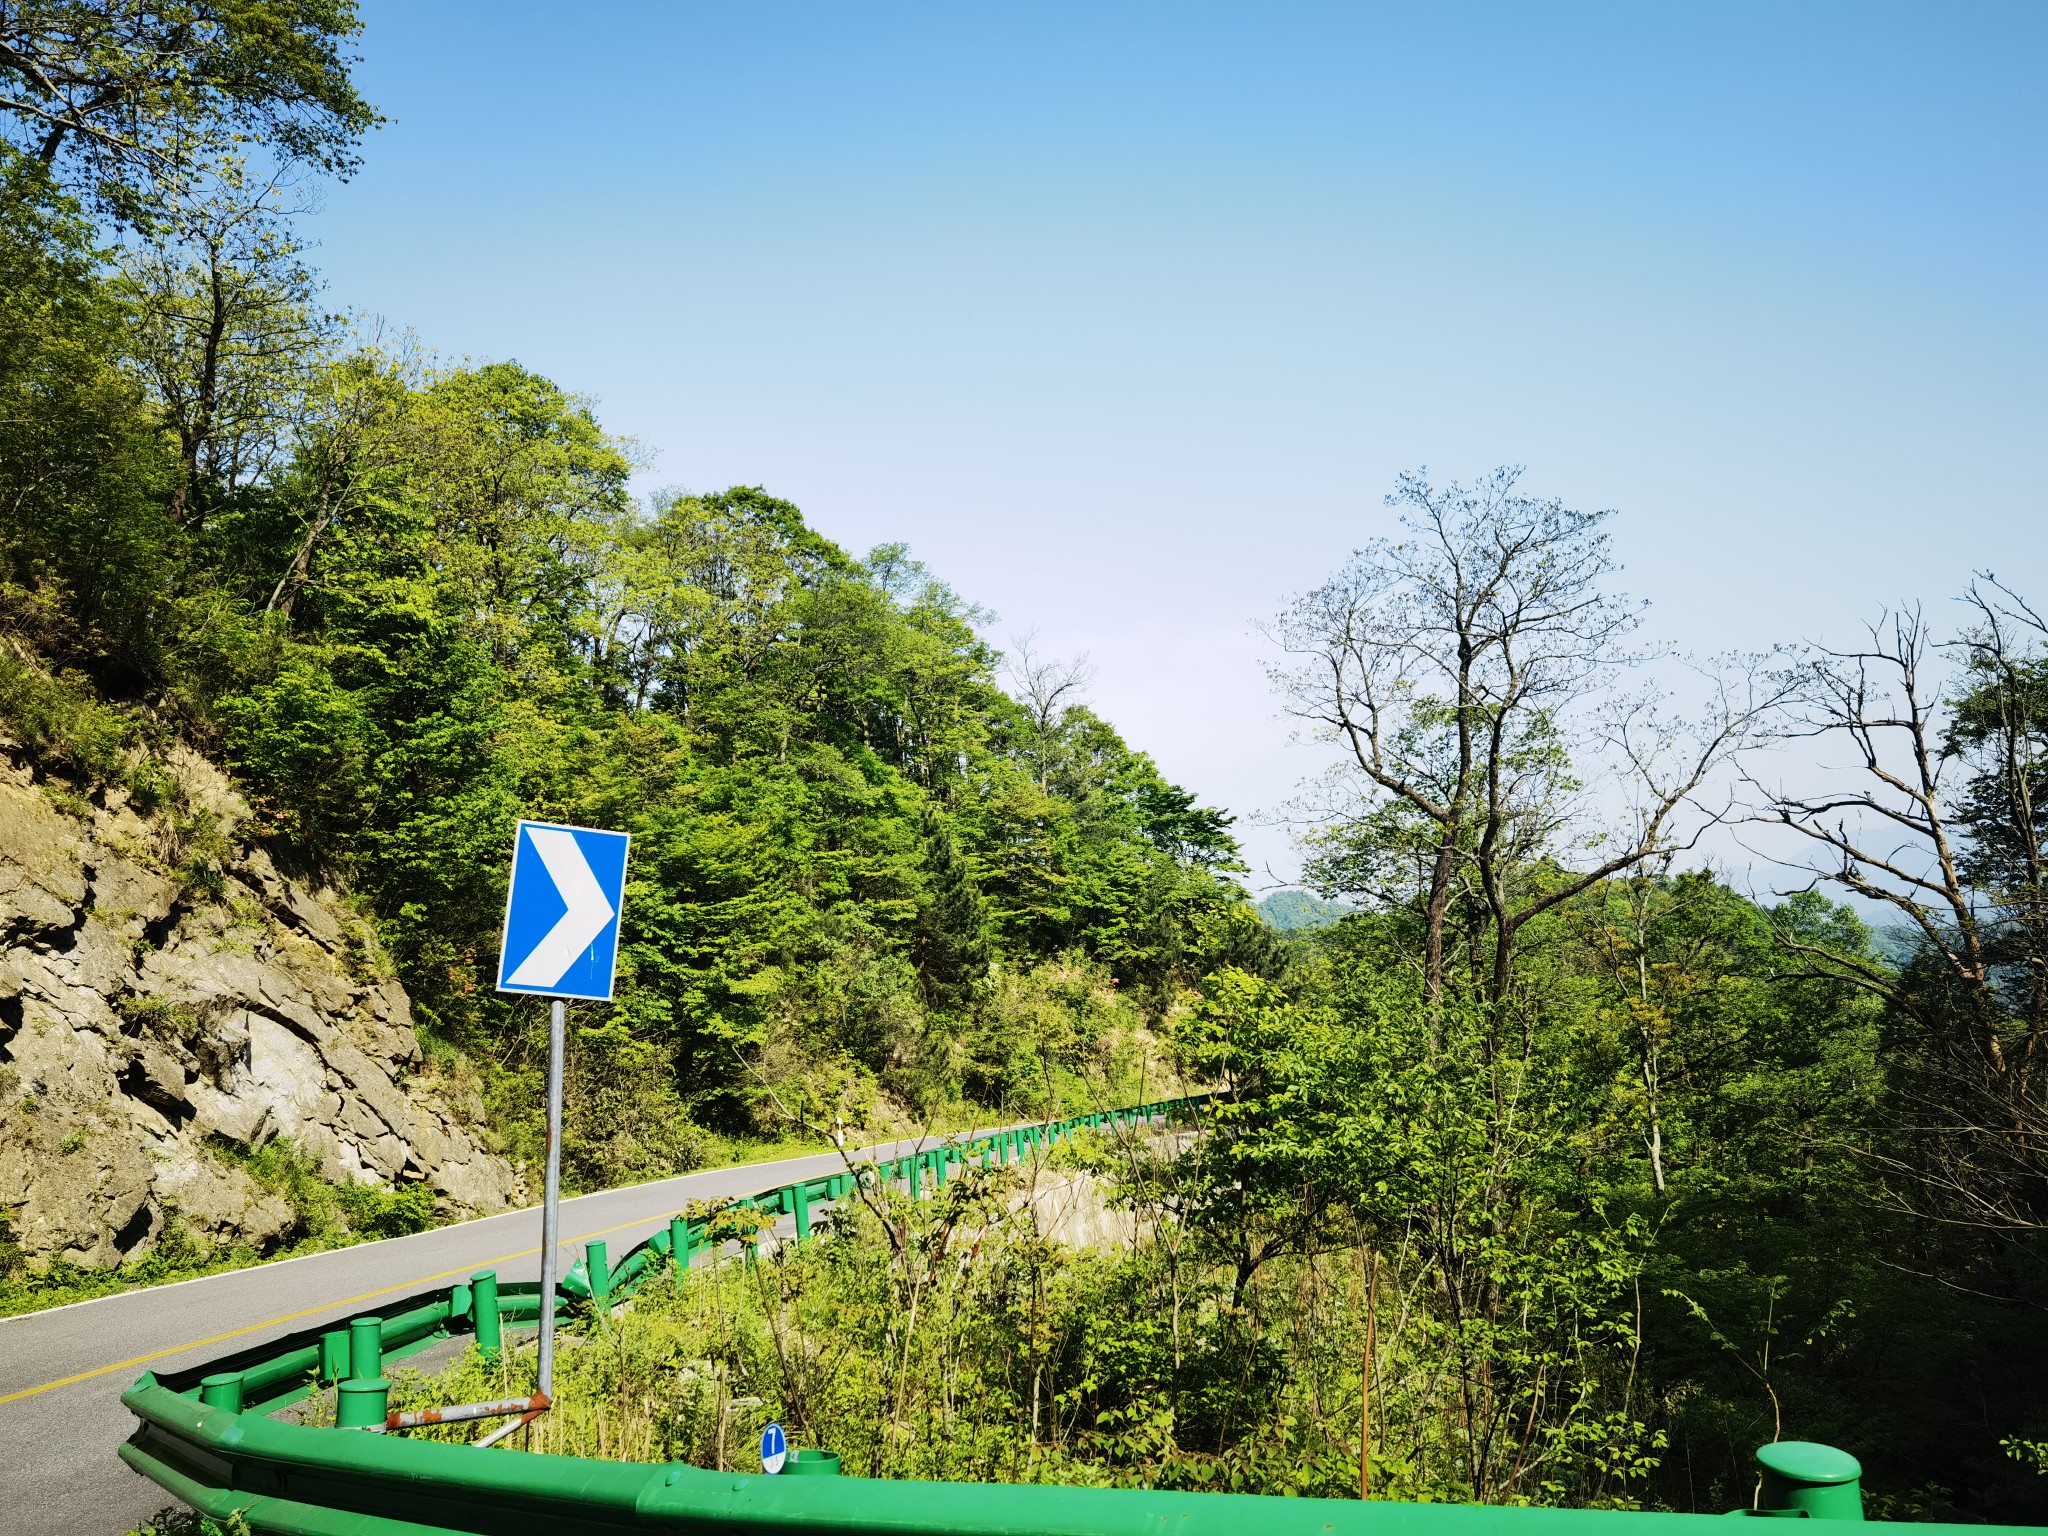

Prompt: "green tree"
[1272,466,1776,1015]
[0,0,377,223]
[915,800,991,1013]
[0,150,170,654]
[117,154,334,527]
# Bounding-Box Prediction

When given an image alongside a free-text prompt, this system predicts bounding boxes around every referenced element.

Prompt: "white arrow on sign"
[506,828,617,988]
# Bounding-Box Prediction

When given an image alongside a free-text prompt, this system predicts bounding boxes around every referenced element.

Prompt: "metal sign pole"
[537,997,565,1398]
[497,819,629,1410]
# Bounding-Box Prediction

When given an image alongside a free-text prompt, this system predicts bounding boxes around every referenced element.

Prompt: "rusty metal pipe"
[385,1392,549,1432]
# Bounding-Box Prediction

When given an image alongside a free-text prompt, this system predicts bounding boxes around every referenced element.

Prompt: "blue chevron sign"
[495,820,631,1001]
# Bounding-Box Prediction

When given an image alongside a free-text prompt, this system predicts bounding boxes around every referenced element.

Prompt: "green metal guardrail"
[117,1099,2014,1536]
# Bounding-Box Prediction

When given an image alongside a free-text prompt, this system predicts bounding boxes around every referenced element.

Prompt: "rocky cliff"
[0,743,515,1270]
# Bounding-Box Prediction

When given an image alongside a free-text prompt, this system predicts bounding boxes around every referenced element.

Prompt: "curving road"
[0,1134,945,1536]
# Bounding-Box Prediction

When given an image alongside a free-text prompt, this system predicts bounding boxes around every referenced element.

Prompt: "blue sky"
[314,2,2046,883]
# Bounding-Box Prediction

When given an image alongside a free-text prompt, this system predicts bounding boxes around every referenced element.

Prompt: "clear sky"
[312,1,2047,886]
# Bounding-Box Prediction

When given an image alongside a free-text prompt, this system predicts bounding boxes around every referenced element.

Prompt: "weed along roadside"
[118,1101,1210,1529]
[117,1095,2010,1535]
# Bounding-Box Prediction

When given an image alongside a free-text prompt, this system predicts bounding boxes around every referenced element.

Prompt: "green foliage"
[0,1,377,224]
[126,1507,251,1536]
[2004,1439,2048,1478]
[13,27,2047,1516]
[1255,888,1352,931]
[916,800,993,1013]
[1178,960,1662,1504]
[2,172,1247,1156]
[211,1133,438,1244]
[3,1139,444,1317]
[118,995,207,1044]
[334,1179,436,1239]
[0,152,174,659]
[403,1142,1651,1503]
[0,1208,209,1318]
[0,648,134,781]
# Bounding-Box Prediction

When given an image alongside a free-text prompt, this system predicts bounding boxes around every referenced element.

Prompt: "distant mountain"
[1257,889,1356,931]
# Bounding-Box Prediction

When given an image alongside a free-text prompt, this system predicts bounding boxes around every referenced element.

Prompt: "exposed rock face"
[0,745,515,1270]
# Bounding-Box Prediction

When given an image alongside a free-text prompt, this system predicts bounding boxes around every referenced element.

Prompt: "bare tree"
[1756,582,2048,1233]
[1757,606,1989,1016]
[1270,466,1780,1012]
[1005,631,1093,788]
[1007,631,1094,735]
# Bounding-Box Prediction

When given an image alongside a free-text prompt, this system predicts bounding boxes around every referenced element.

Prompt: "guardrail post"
[1756,1441,1865,1520]
[933,1149,949,1189]
[908,1154,922,1199]
[319,1327,349,1384]
[585,1240,610,1305]
[471,1269,502,1360]
[669,1215,692,1272]
[335,1375,389,1429]
[349,1316,383,1380]
[793,1181,812,1241]
[198,1373,243,1413]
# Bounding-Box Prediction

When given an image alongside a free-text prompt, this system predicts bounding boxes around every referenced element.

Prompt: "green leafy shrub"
[335,1179,437,1239]
[126,1508,251,1536]
[169,806,235,901]
[0,648,133,782]
[118,995,206,1044]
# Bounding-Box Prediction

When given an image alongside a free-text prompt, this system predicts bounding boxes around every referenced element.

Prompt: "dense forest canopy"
[3,5,2048,1523]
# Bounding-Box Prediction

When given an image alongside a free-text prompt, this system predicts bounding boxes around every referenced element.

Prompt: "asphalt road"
[0,1134,946,1536]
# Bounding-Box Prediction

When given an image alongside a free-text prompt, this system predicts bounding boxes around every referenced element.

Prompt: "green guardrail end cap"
[1758,1442,1862,1485]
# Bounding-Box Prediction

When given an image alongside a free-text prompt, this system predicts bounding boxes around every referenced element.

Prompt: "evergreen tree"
[915,800,992,1013]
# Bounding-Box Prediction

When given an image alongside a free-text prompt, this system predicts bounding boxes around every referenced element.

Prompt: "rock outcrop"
[0,744,515,1269]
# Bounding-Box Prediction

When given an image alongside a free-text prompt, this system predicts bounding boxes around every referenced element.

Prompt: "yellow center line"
[0,1209,677,1407]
